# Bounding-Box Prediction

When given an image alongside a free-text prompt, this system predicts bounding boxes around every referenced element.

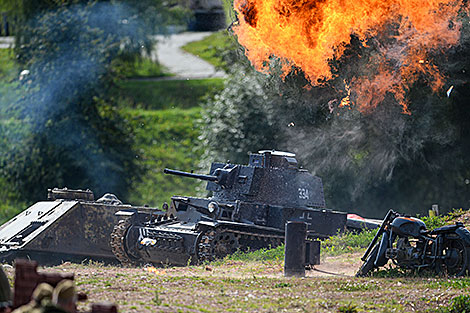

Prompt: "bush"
[420,208,467,230]
[322,229,378,256]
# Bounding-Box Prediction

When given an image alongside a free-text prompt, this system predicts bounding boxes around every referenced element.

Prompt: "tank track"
[110,218,135,266]
[111,221,285,265]
[197,228,284,263]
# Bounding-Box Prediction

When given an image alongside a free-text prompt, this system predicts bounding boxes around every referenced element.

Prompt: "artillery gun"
[110,150,349,266]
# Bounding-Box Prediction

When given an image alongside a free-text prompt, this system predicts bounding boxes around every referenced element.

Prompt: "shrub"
[322,229,377,256]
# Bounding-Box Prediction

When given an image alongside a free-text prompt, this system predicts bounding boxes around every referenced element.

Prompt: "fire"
[144,266,165,275]
[233,0,468,113]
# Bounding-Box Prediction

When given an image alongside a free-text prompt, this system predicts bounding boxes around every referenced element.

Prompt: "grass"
[4,261,470,313]
[116,78,225,110]
[0,49,25,224]
[207,227,377,266]
[115,56,172,78]
[0,49,17,80]
[181,31,237,68]
[225,245,285,262]
[444,295,470,313]
[121,106,204,207]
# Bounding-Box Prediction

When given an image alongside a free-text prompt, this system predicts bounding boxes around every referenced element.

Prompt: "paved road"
[0,37,14,49]
[1,33,227,79]
[153,32,226,80]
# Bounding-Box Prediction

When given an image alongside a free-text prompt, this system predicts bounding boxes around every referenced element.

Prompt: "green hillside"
[122,106,204,207]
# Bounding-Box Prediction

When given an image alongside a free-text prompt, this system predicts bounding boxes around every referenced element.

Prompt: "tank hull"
[0,190,158,265]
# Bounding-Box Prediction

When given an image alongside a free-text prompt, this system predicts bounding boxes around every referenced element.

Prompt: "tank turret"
[165,150,326,208]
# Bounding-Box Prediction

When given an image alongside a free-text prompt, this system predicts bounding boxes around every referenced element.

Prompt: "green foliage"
[152,290,162,305]
[0,199,26,225]
[2,0,190,37]
[0,2,146,203]
[420,208,467,230]
[420,214,454,230]
[443,295,470,313]
[117,78,224,110]
[199,69,285,167]
[221,0,236,25]
[0,49,17,80]
[322,229,377,256]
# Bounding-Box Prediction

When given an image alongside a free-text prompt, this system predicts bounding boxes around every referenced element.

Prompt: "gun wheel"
[110,218,136,266]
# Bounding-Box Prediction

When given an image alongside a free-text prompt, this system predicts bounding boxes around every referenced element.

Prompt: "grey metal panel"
[0,201,78,250]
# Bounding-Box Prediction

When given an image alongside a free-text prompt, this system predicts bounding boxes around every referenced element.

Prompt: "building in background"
[189,0,226,31]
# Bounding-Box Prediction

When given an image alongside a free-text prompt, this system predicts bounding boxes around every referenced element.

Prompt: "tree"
[0,1,157,202]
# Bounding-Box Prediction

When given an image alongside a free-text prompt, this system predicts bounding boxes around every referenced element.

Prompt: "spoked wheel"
[355,244,379,277]
[441,238,469,276]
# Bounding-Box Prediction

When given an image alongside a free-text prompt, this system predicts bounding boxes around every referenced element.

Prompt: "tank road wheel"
[196,229,240,263]
[213,231,240,259]
[441,238,469,276]
[355,244,379,277]
[110,218,135,266]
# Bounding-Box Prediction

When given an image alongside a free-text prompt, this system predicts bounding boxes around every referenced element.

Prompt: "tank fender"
[115,209,137,217]
[455,227,470,246]
[114,209,142,225]
[197,220,219,232]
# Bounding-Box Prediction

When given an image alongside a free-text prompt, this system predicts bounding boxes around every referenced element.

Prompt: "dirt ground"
[5,252,468,313]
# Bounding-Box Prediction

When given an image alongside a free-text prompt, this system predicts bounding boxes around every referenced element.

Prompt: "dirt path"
[0,36,14,49]
[152,32,226,80]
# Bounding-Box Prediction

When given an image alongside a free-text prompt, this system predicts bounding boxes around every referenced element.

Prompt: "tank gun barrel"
[163,168,218,182]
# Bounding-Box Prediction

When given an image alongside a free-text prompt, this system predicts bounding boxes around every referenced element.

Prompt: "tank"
[0,188,161,265]
[110,150,348,266]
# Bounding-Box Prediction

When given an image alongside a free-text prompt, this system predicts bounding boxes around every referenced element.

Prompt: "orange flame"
[233,0,467,112]
[145,266,165,275]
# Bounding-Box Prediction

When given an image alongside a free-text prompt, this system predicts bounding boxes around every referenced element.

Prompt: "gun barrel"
[163,168,218,182]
